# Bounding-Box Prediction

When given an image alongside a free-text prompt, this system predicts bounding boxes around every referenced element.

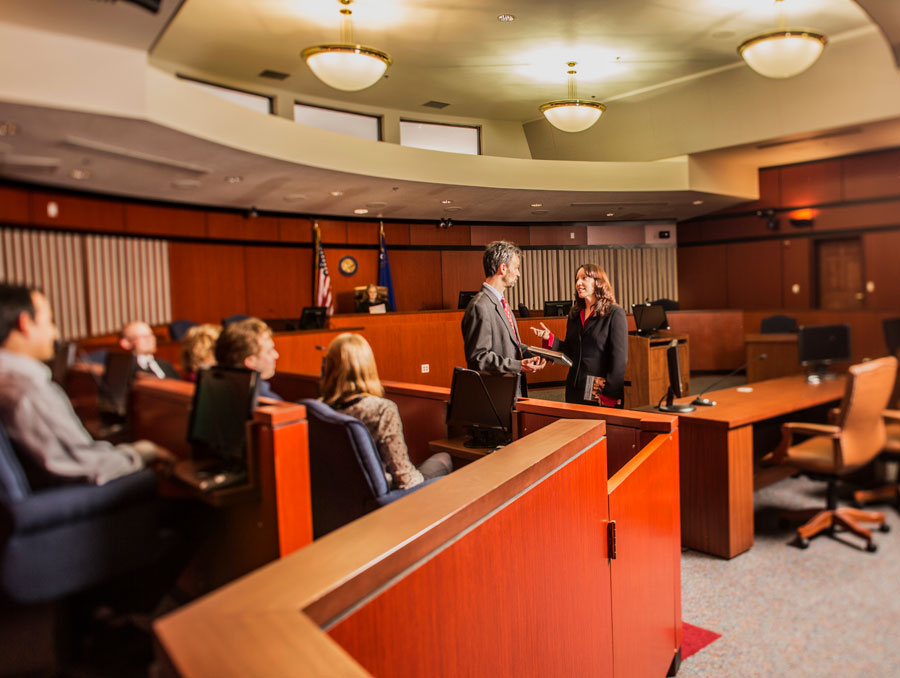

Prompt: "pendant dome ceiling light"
[540,62,606,133]
[301,0,392,92]
[738,0,827,79]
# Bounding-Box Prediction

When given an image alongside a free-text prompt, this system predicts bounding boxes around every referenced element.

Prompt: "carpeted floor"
[679,474,900,677]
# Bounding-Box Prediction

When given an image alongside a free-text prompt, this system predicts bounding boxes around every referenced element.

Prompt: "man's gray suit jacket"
[461,287,532,375]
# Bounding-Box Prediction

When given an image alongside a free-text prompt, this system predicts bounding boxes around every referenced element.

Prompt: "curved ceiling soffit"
[853,0,900,68]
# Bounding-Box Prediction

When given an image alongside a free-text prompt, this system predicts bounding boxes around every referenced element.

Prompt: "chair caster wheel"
[866,541,878,553]
[879,523,890,533]
[794,536,809,549]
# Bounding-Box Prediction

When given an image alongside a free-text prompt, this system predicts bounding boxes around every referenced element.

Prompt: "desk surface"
[675,373,846,429]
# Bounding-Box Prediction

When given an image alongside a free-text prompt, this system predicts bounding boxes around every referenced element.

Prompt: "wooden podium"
[624,331,689,409]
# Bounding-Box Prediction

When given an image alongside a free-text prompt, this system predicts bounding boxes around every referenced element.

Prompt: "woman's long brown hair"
[571,263,616,318]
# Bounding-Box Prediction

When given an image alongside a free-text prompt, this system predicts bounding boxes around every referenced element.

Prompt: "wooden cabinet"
[745,333,801,383]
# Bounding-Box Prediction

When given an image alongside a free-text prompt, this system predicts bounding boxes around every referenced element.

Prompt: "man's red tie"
[501,297,522,357]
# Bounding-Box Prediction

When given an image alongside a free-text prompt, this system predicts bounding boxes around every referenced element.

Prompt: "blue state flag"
[378,223,396,312]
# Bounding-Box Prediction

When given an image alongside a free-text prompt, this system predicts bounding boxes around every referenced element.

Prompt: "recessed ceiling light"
[441,199,453,204]
[606,212,615,217]
[225,176,243,184]
[330,191,344,197]
[283,193,307,202]
[0,121,18,137]
[497,14,515,22]
[692,199,704,205]
[445,206,462,212]
[531,202,543,208]
[69,168,90,180]
[172,178,201,189]
[353,208,369,215]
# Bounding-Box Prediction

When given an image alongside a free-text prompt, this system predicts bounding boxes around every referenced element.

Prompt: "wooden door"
[816,238,864,310]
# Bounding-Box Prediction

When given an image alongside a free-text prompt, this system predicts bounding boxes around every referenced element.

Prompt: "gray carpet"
[679,475,900,677]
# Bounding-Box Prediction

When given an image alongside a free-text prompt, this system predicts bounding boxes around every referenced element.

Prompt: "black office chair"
[300,399,438,539]
[649,298,680,311]
[518,303,531,318]
[760,314,798,334]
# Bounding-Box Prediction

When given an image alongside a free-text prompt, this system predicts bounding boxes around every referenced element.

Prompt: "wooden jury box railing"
[154,417,683,678]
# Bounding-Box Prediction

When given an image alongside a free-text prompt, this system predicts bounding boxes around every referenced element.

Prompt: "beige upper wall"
[523,28,900,162]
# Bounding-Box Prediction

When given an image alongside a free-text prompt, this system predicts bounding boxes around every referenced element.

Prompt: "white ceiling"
[0,0,898,224]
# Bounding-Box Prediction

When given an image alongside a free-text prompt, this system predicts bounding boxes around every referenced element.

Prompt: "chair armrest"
[762,422,841,466]
[827,407,842,425]
[8,469,157,534]
[883,409,900,423]
[371,477,440,509]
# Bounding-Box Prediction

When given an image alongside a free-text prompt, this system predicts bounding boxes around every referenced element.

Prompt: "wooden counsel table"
[673,374,846,559]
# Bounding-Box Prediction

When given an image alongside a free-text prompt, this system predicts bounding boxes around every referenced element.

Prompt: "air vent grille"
[259,69,290,81]
[422,101,450,109]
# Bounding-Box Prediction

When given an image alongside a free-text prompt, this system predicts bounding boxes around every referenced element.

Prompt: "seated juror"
[0,284,174,485]
[320,333,452,490]
[120,320,180,379]
[180,323,221,382]
[214,317,282,400]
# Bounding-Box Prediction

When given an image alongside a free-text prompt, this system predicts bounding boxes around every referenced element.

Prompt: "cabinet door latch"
[607,520,617,560]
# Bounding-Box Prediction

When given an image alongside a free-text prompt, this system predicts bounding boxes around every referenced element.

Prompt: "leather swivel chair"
[760,314,798,334]
[300,399,437,539]
[0,420,162,604]
[765,356,897,551]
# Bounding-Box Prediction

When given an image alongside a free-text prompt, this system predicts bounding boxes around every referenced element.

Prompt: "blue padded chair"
[760,314,798,334]
[221,313,251,327]
[168,318,199,342]
[0,420,161,605]
[299,399,437,539]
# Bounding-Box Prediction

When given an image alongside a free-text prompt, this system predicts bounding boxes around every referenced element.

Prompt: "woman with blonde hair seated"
[320,333,451,490]
[179,323,221,381]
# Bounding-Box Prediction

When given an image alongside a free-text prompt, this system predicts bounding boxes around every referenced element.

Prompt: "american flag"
[314,225,334,316]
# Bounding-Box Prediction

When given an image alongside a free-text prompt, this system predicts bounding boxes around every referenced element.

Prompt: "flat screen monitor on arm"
[446,367,519,449]
[656,340,694,413]
[798,323,851,383]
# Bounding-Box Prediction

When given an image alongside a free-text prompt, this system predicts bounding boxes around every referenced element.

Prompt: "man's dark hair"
[482,240,522,277]
[0,283,38,345]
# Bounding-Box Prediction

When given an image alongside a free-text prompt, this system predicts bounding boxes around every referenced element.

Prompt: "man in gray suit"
[461,241,546,394]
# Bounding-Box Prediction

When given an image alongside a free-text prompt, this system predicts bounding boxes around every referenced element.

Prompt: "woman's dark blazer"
[550,304,628,406]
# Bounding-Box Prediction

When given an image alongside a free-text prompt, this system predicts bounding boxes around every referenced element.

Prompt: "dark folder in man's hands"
[526,345,573,366]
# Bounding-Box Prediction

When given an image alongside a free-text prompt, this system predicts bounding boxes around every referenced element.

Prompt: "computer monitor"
[657,339,694,413]
[632,303,669,336]
[458,291,479,310]
[446,367,519,448]
[263,318,298,332]
[543,300,571,317]
[98,351,136,419]
[884,317,900,356]
[798,323,851,382]
[299,306,328,330]
[187,366,260,470]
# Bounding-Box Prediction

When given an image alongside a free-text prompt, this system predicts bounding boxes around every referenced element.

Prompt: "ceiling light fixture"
[497,14,515,22]
[330,190,344,197]
[738,0,827,79]
[353,208,369,214]
[301,0,392,92]
[540,62,606,133]
[531,202,543,208]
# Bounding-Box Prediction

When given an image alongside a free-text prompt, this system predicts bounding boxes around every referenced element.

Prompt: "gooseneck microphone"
[691,353,767,406]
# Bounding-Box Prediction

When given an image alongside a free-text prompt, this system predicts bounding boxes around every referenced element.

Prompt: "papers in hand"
[526,345,573,367]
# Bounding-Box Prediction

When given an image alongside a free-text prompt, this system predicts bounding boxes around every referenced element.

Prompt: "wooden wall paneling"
[779,159,842,207]
[124,203,206,238]
[169,241,248,323]
[667,310,744,372]
[530,224,587,245]
[345,221,379,245]
[469,224,531,245]
[842,149,900,201]
[701,214,772,240]
[675,221,703,243]
[28,191,124,232]
[781,238,811,309]
[327,438,614,678]
[243,245,313,318]
[726,240,782,309]
[809,201,900,233]
[327,247,378,313]
[387,249,444,311]
[441,250,485,309]
[383,222,410,245]
[361,319,466,387]
[207,212,279,242]
[609,432,681,678]
[409,222,470,246]
[314,219,348,243]
[272,330,348,378]
[278,216,313,243]
[863,230,900,310]
[676,244,727,309]
[0,185,29,223]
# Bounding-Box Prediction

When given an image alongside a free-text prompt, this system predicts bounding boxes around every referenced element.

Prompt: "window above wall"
[178,76,273,114]
[400,120,480,155]
[293,103,382,141]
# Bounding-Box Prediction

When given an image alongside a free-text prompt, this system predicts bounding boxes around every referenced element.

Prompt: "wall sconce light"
[789,208,815,227]
[757,208,779,230]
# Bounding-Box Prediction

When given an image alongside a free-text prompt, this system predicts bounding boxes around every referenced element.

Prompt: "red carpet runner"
[682,622,721,660]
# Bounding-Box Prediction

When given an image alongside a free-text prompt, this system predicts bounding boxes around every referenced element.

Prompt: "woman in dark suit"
[531,264,627,407]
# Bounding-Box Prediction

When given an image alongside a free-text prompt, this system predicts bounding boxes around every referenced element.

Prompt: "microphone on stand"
[691,353,767,407]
